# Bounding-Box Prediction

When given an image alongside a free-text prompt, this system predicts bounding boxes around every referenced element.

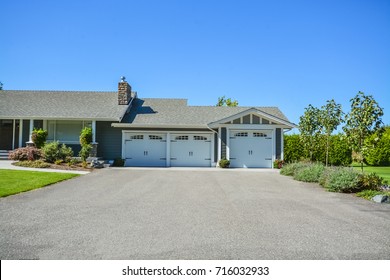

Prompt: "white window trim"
[46,120,92,144]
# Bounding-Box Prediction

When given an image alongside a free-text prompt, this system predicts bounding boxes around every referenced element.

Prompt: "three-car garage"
[122,129,276,168]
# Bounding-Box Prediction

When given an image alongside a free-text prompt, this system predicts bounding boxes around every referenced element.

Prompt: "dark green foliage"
[364,126,390,166]
[284,134,305,162]
[8,147,43,161]
[42,141,74,163]
[79,127,93,146]
[31,128,48,148]
[79,144,92,162]
[293,163,325,183]
[113,158,125,167]
[218,158,230,168]
[284,134,351,166]
[216,96,238,107]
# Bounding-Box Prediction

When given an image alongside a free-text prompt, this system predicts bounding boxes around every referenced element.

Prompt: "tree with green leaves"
[216,96,238,107]
[0,81,3,90]
[343,91,384,171]
[320,99,343,166]
[299,104,322,160]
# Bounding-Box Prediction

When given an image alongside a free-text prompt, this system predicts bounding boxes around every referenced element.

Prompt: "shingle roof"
[121,98,294,127]
[0,90,129,121]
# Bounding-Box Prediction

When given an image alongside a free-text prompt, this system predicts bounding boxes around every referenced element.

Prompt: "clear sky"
[1,0,389,128]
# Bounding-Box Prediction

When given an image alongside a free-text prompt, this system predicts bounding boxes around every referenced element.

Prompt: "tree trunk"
[326,134,329,166]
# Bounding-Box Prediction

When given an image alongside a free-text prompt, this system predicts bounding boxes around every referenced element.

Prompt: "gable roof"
[0,90,129,121]
[118,98,296,128]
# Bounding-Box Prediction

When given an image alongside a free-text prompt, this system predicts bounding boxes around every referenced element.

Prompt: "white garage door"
[170,134,212,167]
[124,133,166,167]
[229,130,273,168]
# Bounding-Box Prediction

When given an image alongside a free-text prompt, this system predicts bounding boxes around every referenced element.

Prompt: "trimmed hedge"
[8,147,43,161]
[284,134,352,166]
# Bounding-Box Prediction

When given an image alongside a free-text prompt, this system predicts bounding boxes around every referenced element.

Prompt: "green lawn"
[352,164,390,183]
[0,169,79,197]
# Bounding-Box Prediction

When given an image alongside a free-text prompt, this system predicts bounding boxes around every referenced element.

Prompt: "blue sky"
[1,0,389,128]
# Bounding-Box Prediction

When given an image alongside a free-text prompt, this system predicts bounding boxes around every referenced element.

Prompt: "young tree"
[299,104,322,161]
[320,99,343,166]
[216,96,238,107]
[343,91,384,171]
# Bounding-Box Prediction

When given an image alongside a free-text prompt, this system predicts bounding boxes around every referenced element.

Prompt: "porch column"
[217,127,222,163]
[18,119,23,148]
[281,130,284,160]
[12,120,15,150]
[91,120,96,143]
[26,119,34,147]
[90,120,98,157]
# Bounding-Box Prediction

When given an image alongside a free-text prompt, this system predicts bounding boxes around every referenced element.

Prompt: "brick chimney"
[118,76,132,105]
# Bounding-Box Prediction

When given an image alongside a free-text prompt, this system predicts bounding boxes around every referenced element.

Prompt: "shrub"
[219,158,230,168]
[31,128,48,148]
[321,167,361,193]
[54,159,63,165]
[113,158,125,167]
[280,162,310,176]
[42,141,74,163]
[79,144,92,162]
[13,160,50,168]
[80,127,93,146]
[8,147,42,161]
[293,163,325,183]
[358,173,387,191]
[364,127,390,166]
[273,159,284,169]
[67,158,80,166]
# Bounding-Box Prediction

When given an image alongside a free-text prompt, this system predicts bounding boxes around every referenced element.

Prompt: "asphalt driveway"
[0,168,389,259]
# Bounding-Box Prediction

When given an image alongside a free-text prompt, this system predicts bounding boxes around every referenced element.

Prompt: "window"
[47,120,91,143]
[234,132,248,137]
[175,135,188,140]
[253,132,267,137]
[130,135,144,140]
[194,135,207,141]
[149,135,162,140]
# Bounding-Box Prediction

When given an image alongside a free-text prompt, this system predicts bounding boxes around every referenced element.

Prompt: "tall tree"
[216,96,238,107]
[320,99,343,166]
[343,91,384,171]
[0,81,3,90]
[299,104,322,160]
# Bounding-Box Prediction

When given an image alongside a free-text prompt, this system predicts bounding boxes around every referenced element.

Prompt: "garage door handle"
[230,157,236,160]
[265,137,271,139]
[265,158,272,160]
[170,158,177,160]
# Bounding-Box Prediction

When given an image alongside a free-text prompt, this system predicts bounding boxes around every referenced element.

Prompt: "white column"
[92,120,96,143]
[18,119,23,148]
[28,119,34,142]
[226,127,230,160]
[281,129,284,160]
[217,127,222,163]
[166,133,170,167]
[272,128,276,169]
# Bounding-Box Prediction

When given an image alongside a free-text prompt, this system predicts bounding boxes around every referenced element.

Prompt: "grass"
[351,163,390,183]
[0,169,79,197]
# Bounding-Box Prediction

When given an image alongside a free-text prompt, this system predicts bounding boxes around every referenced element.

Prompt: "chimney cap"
[120,76,126,82]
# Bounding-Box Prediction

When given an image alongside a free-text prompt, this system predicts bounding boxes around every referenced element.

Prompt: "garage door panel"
[170,134,211,167]
[229,130,273,168]
[124,133,166,167]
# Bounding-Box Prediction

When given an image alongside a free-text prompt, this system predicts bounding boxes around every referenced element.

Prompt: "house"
[0,77,296,167]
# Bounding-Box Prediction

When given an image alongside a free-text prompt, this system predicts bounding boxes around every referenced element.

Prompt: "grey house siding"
[96,121,122,159]
[221,127,227,159]
[276,128,281,159]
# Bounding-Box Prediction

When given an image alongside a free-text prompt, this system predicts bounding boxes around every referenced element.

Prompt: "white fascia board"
[214,124,292,130]
[207,108,297,128]
[112,123,208,129]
